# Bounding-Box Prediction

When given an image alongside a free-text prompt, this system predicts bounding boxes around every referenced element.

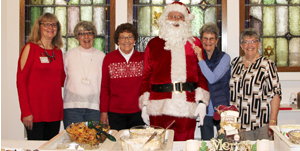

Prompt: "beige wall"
[2,0,300,140]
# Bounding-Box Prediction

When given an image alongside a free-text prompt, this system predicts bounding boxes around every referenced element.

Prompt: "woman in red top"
[100,23,145,130]
[17,13,65,140]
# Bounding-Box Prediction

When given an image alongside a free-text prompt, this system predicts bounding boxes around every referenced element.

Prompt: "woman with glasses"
[63,21,105,129]
[17,13,65,140]
[230,28,281,140]
[100,23,145,130]
[194,22,231,140]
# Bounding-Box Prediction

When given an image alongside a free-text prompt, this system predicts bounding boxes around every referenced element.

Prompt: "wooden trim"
[110,0,116,52]
[221,0,227,53]
[20,0,25,53]
[127,0,133,24]
[239,0,245,56]
[277,67,300,72]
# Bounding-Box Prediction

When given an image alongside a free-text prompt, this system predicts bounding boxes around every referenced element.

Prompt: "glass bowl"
[129,125,165,143]
[65,121,110,149]
[288,129,300,144]
[280,125,300,139]
[120,134,162,151]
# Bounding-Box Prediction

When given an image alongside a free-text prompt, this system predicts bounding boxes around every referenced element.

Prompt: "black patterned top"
[230,56,282,131]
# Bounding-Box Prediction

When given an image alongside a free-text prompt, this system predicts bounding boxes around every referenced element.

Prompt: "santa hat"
[213,105,238,121]
[159,1,195,22]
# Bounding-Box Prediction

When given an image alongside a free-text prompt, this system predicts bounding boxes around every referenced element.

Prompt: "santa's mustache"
[165,20,185,28]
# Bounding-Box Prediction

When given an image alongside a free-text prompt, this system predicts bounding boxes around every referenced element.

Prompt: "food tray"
[270,126,300,151]
[38,129,118,151]
[100,129,174,151]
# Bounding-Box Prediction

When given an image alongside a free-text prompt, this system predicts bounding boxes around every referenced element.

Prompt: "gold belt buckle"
[173,81,183,93]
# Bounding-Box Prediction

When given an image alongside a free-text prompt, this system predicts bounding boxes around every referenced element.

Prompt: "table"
[1,140,275,151]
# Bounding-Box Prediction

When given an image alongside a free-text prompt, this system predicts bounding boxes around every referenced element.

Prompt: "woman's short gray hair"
[240,28,260,44]
[74,21,97,39]
[199,22,219,39]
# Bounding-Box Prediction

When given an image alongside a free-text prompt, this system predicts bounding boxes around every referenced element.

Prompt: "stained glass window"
[24,0,110,53]
[244,0,300,70]
[132,0,224,52]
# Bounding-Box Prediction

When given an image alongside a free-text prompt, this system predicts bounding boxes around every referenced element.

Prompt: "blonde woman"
[17,13,65,140]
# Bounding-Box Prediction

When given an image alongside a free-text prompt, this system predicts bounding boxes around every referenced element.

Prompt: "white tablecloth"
[1,140,275,151]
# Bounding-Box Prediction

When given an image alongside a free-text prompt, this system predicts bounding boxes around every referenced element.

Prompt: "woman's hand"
[194,46,203,62]
[23,115,33,130]
[268,120,277,137]
[101,113,109,125]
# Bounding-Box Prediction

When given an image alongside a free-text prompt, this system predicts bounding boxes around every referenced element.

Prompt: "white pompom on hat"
[162,1,195,21]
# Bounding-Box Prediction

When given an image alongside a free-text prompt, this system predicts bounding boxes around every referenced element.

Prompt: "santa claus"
[139,1,210,141]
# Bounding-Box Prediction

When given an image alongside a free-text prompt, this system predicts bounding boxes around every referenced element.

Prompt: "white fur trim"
[146,92,197,118]
[195,87,210,106]
[170,41,186,82]
[139,92,150,109]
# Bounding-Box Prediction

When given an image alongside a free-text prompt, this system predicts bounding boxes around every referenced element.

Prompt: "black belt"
[151,82,197,93]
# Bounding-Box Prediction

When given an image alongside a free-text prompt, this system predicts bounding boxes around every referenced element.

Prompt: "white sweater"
[63,46,105,110]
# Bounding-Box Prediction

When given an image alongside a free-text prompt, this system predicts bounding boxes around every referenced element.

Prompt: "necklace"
[40,40,55,62]
[80,49,94,85]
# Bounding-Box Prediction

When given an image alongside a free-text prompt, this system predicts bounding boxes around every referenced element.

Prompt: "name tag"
[40,57,49,63]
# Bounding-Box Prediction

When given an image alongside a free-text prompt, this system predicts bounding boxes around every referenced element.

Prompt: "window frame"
[19,0,116,53]
[126,0,228,53]
[239,1,300,72]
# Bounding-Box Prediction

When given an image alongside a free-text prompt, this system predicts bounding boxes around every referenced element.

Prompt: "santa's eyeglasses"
[168,15,184,20]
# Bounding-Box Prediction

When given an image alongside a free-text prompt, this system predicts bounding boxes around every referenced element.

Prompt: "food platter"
[100,129,174,151]
[38,129,118,151]
[270,126,300,151]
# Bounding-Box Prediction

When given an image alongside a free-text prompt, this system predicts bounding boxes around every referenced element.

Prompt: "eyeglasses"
[242,40,259,44]
[40,23,58,28]
[119,36,134,41]
[78,32,94,36]
[202,37,217,41]
[168,15,185,20]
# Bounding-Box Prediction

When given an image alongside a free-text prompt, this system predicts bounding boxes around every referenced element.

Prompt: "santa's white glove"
[141,106,150,125]
[194,103,206,126]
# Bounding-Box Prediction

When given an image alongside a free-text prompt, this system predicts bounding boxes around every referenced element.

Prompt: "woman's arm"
[17,43,34,130]
[269,94,280,135]
[199,54,231,84]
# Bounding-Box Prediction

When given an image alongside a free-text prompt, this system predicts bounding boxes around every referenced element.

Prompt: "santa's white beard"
[159,20,194,51]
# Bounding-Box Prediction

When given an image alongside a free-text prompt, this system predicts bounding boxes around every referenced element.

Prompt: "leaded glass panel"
[25,1,110,53]
[133,0,223,52]
[289,6,300,36]
[245,1,300,68]
[43,7,54,14]
[289,38,300,66]
[43,0,54,5]
[93,7,106,36]
[30,0,41,5]
[276,38,288,67]
[263,6,275,36]
[68,0,80,5]
[55,7,67,36]
[68,37,79,50]
[81,0,92,4]
[263,38,276,61]
[67,7,80,36]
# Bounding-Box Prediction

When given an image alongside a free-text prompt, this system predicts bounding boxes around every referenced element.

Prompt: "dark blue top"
[198,48,231,115]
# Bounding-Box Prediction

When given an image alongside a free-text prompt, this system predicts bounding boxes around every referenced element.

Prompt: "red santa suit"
[140,36,210,141]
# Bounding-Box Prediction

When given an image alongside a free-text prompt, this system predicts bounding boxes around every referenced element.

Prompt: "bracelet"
[270,120,277,123]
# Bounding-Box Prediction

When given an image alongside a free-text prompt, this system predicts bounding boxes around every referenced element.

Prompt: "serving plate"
[270,126,300,151]
[38,129,118,151]
[100,129,174,151]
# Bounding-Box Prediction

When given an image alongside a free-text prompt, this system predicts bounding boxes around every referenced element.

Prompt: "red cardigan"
[17,43,65,122]
[100,49,144,114]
